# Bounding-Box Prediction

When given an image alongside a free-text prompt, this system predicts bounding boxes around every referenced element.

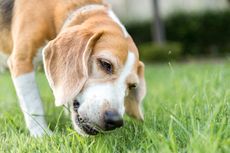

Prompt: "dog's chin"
[73,123,97,136]
[72,100,101,136]
[73,123,88,136]
[73,112,100,136]
[74,121,99,136]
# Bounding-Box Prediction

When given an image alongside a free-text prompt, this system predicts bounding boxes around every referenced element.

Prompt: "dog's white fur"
[12,72,52,137]
[108,10,129,38]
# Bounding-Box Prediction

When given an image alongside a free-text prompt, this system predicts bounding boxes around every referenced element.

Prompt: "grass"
[0,61,229,153]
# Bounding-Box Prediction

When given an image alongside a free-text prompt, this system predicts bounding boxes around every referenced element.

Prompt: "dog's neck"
[59,3,129,38]
[61,4,108,32]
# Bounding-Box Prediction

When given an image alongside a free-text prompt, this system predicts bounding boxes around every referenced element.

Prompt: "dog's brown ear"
[43,28,102,106]
[125,61,146,120]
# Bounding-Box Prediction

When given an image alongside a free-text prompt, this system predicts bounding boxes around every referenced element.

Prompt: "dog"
[0,0,146,137]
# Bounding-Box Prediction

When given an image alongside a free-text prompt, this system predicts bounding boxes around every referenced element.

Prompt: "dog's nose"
[104,111,123,131]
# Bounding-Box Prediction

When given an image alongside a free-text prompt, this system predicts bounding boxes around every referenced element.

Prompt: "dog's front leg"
[11,71,52,137]
[7,32,52,138]
[8,56,52,137]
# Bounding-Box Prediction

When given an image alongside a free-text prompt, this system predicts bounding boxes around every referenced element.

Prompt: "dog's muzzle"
[73,100,124,135]
[73,100,99,135]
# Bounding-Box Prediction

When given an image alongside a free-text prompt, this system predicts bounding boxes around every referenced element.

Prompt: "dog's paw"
[30,126,53,138]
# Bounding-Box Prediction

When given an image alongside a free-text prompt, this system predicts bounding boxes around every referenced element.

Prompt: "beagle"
[0,0,146,137]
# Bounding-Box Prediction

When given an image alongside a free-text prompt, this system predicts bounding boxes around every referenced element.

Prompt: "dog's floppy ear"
[125,61,146,120]
[43,27,102,106]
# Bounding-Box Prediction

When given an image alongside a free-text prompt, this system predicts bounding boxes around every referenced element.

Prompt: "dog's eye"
[128,83,137,90]
[98,59,113,74]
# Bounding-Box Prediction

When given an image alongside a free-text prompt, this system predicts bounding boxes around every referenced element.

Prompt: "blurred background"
[108,0,230,62]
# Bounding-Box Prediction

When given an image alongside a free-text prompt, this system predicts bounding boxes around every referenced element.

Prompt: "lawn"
[0,61,229,153]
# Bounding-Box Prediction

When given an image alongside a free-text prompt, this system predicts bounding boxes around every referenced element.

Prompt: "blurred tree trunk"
[151,0,166,45]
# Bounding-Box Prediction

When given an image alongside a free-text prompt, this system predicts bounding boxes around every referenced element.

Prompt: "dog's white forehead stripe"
[118,52,135,83]
[115,51,135,114]
[108,10,129,38]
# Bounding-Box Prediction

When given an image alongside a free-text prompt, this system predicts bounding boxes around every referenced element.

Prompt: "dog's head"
[43,15,146,136]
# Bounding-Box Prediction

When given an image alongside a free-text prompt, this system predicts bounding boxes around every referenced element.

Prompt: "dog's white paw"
[26,116,53,137]
[30,126,53,137]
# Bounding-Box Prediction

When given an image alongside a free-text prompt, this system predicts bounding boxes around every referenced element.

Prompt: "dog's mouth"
[75,112,99,135]
[73,100,101,135]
